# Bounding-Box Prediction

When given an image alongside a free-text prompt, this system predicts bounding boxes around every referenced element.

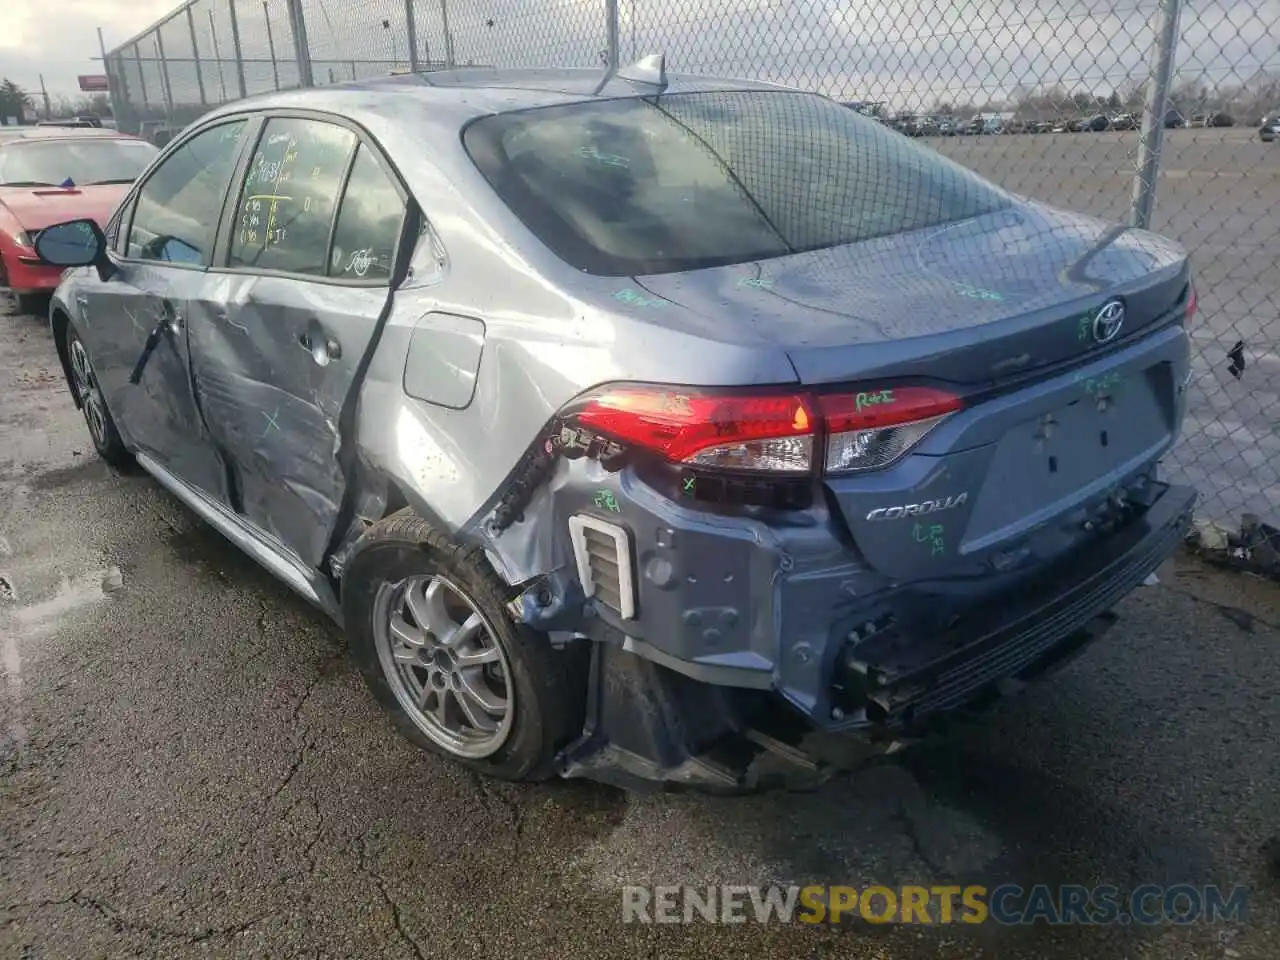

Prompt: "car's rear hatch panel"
[824,322,1189,582]
[634,202,1191,585]
[633,203,1190,389]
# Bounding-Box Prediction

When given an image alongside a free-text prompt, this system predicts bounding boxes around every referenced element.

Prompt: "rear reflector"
[568,515,635,619]
[562,382,963,476]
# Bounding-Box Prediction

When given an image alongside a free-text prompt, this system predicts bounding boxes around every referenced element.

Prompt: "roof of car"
[0,126,140,143]
[200,67,795,132]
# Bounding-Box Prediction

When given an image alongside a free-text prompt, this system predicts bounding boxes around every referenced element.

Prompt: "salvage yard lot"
[2,126,1280,959]
[927,126,1280,528]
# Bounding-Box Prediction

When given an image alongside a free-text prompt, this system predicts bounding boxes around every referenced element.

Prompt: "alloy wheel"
[68,339,108,448]
[372,573,514,759]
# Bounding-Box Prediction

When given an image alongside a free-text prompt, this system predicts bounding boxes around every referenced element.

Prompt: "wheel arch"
[49,305,81,410]
[331,465,497,600]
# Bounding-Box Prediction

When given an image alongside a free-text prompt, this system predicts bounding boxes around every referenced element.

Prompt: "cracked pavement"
[2,298,1279,960]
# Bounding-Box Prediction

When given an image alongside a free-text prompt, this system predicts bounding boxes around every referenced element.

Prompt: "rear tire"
[64,321,133,470]
[342,511,587,782]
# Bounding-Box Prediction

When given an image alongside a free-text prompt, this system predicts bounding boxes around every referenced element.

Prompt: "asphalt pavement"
[2,262,1279,956]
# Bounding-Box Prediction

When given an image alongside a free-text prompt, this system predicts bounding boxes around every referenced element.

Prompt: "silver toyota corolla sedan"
[33,58,1198,790]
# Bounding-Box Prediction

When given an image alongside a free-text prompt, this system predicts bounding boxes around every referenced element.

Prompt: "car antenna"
[592,51,668,96]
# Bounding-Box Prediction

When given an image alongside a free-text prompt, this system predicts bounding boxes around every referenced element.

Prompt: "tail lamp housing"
[560,382,962,478]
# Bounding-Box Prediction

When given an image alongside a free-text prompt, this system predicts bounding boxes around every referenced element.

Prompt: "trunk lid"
[634,202,1189,387]
[636,201,1192,584]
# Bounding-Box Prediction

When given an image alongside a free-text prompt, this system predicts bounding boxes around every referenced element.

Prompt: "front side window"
[327,145,405,281]
[127,120,247,264]
[0,137,157,187]
[228,117,356,276]
[463,91,1012,276]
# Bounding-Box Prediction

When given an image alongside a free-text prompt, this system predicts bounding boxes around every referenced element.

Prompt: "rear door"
[190,113,411,568]
[85,117,252,500]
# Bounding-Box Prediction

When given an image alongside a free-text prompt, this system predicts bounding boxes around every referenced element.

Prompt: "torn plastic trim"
[485,419,630,536]
[557,641,891,792]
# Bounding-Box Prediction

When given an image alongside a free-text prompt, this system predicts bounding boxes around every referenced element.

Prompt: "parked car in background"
[0,127,157,313]
[1164,109,1185,128]
[138,119,181,147]
[32,65,1198,790]
[891,113,920,136]
[36,119,99,129]
[1260,114,1279,142]
[1205,112,1235,128]
[936,115,957,135]
[1109,113,1137,130]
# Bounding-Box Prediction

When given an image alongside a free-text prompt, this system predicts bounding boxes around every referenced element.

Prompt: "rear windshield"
[463,90,1011,276]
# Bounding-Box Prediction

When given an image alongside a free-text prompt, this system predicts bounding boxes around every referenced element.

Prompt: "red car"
[0,128,158,313]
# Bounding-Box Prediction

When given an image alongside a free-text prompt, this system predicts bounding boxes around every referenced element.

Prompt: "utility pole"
[38,74,52,118]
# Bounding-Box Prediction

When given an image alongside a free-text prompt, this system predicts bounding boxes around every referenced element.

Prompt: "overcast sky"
[0,0,175,99]
[2,0,1278,109]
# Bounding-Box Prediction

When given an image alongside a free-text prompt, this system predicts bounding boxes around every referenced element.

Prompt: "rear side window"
[463,91,1011,276]
[327,145,405,281]
[228,117,356,276]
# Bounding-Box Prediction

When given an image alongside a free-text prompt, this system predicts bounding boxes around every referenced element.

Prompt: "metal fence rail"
[103,0,1280,536]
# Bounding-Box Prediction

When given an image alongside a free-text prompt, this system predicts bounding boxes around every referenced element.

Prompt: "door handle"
[299,330,341,366]
[161,298,183,334]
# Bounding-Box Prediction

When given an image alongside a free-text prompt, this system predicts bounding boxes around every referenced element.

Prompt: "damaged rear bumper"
[556,481,1195,790]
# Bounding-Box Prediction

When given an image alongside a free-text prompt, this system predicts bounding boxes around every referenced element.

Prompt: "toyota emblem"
[1092,299,1125,343]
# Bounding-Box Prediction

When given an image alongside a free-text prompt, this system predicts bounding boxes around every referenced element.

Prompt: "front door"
[188,115,409,568]
[83,118,253,501]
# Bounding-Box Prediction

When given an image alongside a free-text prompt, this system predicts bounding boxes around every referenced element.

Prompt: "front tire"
[342,511,586,782]
[0,255,44,317]
[65,322,133,469]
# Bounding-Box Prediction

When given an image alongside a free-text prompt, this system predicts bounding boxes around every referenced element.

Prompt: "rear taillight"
[561,382,962,476]
[1185,284,1197,323]
[817,386,963,475]
[572,385,816,473]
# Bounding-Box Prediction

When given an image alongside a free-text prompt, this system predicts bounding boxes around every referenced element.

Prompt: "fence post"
[134,43,151,112]
[404,0,420,73]
[208,10,228,100]
[97,28,128,129]
[604,0,620,71]
[155,33,175,119]
[286,0,315,87]
[227,0,249,98]
[1130,0,1183,229]
[186,5,208,105]
[262,2,281,89]
[440,0,454,68]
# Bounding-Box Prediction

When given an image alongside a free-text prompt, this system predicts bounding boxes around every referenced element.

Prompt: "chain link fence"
[103,0,1280,538]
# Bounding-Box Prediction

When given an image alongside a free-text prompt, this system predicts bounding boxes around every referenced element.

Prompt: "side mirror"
[33,218,115,282]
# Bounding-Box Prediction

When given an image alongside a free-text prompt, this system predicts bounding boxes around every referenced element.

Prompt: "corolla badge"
[865,492,969,521]
[1092,299,1125,344]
